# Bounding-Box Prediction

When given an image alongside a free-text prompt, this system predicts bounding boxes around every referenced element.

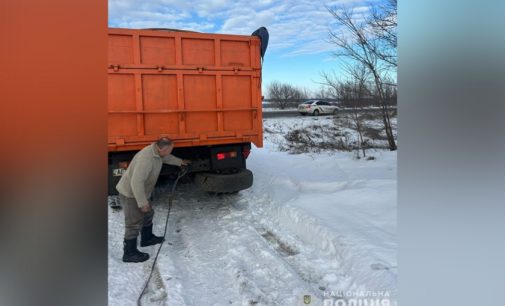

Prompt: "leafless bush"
[282,125,353,154]
[280,121,393,154]
[363,127,386,140]
[360,112,377,121]
[267,81,309,109]
[321,64,371,158]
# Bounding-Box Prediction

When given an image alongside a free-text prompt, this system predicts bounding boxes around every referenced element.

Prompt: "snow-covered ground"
[108,116,397,306]
[262,106,397,111]
[264,114,397,153]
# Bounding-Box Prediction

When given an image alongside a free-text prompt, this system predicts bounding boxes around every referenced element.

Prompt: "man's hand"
[181,159,191,166]
[140,203,152,213]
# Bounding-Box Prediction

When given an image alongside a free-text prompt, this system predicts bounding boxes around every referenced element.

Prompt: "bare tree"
[314,86,335,99]
[326,5,397,150]
[299,87,313,100]
[320,65,370,158]
[347,64,370,158]
[380,75,397,106]
[267,81,308,109]
[267,81,285,108]
[369,0,397,68]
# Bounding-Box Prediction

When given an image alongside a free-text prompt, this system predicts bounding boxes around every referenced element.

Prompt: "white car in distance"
[298,100,339,116]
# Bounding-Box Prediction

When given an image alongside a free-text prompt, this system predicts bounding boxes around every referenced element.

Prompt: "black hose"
[137,166,189,306]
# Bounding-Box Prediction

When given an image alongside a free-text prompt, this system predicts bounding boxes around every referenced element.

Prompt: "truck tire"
[194,169,253,193]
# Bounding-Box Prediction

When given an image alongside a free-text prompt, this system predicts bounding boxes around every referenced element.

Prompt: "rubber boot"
[122,238,149,263]
[140,224,165,247]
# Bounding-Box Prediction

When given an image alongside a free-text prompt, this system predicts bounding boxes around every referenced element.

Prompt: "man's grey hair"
[156,137,173,149]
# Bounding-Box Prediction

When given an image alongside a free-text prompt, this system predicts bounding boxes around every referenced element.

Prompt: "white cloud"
[108,0,375,57]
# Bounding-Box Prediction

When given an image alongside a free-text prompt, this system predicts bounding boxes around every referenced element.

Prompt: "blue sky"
[108,0,382,95]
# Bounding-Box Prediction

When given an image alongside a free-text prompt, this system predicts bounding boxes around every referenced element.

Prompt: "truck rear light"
[216,151,237,160]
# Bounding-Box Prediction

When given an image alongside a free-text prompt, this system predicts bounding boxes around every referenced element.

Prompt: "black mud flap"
[193,169,253,193]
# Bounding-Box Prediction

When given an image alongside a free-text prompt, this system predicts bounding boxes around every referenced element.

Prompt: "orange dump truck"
[108,27,269,195]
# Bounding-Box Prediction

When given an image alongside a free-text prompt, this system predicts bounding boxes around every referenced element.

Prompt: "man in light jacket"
[116,137,191,263]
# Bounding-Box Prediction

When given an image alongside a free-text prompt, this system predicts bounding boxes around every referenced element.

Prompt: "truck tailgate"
[107,28,263,152]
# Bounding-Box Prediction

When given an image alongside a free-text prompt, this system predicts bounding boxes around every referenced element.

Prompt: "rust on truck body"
[108,28,263,152]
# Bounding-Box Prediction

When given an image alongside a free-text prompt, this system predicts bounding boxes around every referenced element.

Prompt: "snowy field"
[264,113,397,153]
[108,115,397,306]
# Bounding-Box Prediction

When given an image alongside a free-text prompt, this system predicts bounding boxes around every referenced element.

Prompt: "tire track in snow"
[237,191,397,301]
[149,184,324,306]
[109,183,375,306]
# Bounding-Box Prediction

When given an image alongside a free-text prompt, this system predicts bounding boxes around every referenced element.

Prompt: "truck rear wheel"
[193,169,253,193]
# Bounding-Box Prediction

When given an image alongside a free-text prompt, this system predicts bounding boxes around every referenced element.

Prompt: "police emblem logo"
[303,294,311,304]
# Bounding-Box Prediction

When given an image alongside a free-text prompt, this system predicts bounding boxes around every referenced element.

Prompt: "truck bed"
[108,28,263,152]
